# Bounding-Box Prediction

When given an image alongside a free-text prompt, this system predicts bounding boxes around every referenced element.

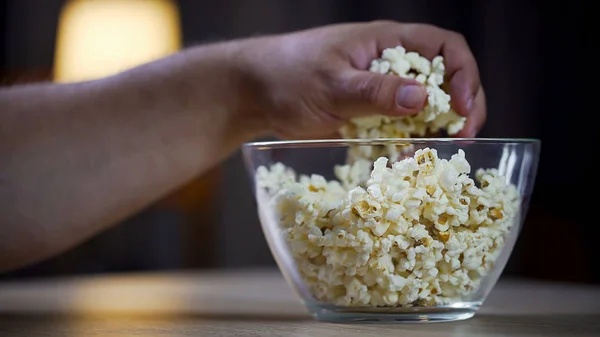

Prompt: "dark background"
[0,0,596,283]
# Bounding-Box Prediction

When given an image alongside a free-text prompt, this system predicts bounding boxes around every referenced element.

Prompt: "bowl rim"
[243,138,541,149]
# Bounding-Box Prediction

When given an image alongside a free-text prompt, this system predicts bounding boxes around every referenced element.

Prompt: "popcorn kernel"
[438,231,451,243]
[488,208,503,221]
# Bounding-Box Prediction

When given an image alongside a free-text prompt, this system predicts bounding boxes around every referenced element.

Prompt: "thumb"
[340,70,428,116]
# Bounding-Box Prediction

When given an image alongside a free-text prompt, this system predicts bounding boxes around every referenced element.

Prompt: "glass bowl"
[242,138,540,323]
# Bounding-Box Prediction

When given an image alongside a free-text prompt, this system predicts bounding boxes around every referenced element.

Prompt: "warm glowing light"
[54,0,181,83]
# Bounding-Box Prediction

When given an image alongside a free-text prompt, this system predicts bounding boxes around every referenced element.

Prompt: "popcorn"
[256,148,520,308]
[341,46,467,162]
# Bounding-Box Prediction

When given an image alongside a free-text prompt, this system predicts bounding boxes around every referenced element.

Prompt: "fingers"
[444,42,481,119]
[399,23,482,119]
[335,69,427,118]
[326,21,485,137]
[454,86,486,137]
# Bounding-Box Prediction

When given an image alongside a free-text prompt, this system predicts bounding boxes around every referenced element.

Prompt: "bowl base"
[306,302,479,323]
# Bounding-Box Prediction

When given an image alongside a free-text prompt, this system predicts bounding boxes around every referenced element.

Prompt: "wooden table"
[0,268,599,336]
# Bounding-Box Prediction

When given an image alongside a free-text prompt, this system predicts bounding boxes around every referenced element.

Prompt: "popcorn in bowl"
[256,147,520,308]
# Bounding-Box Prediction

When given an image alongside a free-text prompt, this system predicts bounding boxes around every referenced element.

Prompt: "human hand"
[239,20,485,139]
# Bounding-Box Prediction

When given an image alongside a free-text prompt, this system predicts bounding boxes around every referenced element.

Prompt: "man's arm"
[0,42,265,272]
[0,21,487,273]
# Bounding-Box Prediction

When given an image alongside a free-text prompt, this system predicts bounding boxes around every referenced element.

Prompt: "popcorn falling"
[340,46,466,162]
[256,148,520,307]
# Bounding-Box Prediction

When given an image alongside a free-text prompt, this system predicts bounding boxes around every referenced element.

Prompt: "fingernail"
[396,85,426,109]
[466,95,475,112]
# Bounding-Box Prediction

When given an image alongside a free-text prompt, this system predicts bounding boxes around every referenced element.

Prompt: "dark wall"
[2,0,62,68]
[0,0,596,282]
[0,0,5,66]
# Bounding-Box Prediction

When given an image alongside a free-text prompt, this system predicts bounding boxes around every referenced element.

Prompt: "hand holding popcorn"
[243,21,486,139]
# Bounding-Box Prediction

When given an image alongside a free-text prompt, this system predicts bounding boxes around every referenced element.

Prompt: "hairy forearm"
[0,41,264,272]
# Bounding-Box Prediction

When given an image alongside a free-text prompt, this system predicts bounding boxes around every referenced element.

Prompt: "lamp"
[53,0,181,83]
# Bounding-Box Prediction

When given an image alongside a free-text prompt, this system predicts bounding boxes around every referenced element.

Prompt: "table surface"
[0,268,598,337]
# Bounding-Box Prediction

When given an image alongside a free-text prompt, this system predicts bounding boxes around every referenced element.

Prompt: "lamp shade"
[54,0,181,83]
